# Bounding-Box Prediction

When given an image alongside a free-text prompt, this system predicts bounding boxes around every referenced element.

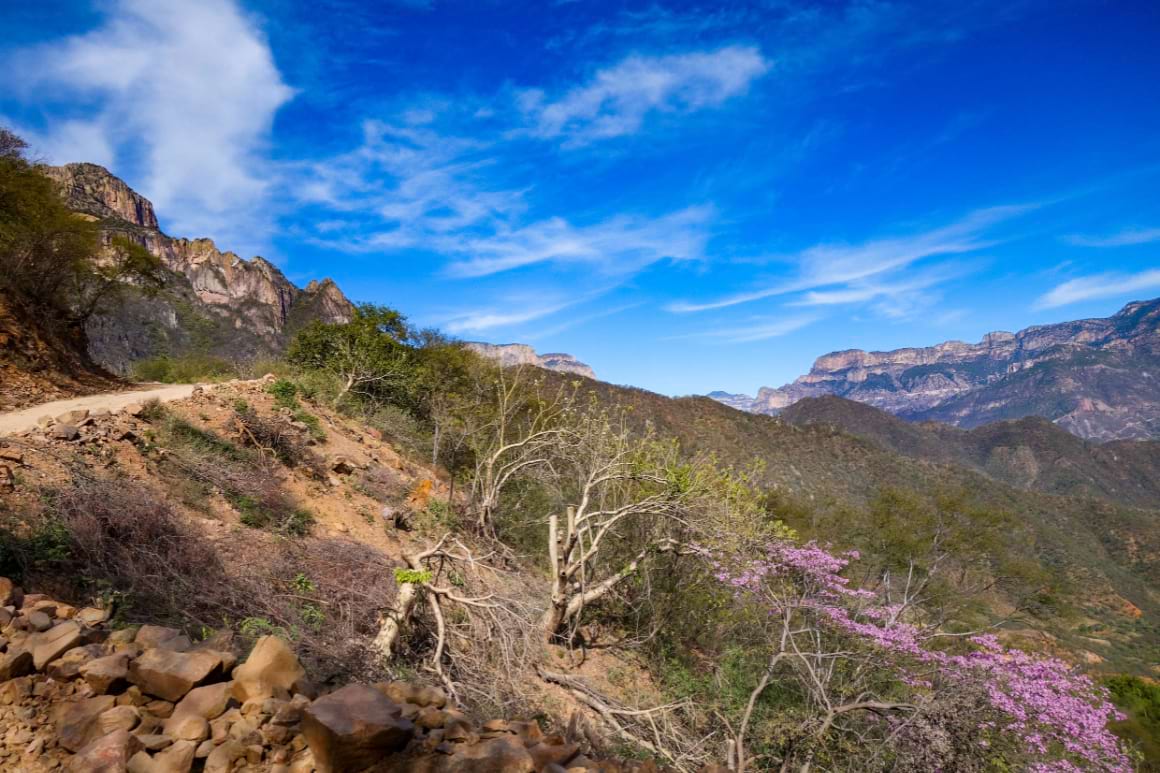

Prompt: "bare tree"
[542,407,699,642]
[464,367,576,536]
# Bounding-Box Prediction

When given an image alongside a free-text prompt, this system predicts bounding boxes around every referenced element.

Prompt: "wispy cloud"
[443,300,574,335]
[671,315,818,343]
[443,206,713,278]
[294,120,525,248]
[1064,227,1160,248]
[8,0,293,253]
[518,45,770,145]
[669,204,1032,313]
[525,302,643,340]
[1035,269,1160,309]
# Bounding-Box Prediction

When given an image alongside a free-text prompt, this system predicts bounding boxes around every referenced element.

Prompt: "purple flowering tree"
[710,537,1131,772]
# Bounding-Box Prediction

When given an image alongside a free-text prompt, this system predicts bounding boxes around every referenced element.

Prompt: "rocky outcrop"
[42,163,158,229]
[42,163,355,374]
[712,299,1160,440]
[465,343,597,380]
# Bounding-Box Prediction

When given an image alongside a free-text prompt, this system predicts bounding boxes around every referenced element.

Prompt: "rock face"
[42,163,354,374]
[712,299,1160,440]
[465,342,597,379]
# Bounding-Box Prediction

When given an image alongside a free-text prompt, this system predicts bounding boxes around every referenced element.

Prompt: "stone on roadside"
[55,694,118,752]
[70,729,143,773]
[30,620,83,669]
[301,684,415,773]
[81,652,132,694]
[231,636,304,702]
[172,680,235,721]
[56,409,90,426]
[51,424,80,441]
[135,625,192,652]
[129,648,223,702]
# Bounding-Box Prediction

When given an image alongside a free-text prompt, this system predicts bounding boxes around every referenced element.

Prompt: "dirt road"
[0,384,198,436]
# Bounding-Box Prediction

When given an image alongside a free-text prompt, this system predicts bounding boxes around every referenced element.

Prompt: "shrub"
[267,378,299,408]
[131,354,237,383]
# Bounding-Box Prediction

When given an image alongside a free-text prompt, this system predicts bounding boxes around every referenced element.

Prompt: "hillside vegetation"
[1,128,1156,771]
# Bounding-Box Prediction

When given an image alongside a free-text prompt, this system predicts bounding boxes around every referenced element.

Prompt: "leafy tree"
[0,128,162,325]
[288,303,413,406]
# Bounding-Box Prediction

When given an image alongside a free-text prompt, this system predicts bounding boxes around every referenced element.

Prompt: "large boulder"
[439,735,535,773]
[135,625,192,652]
[0,577,22,607]
[30,620,83,669]
[301,684,415,772]
[70,728,143,772]
[81,652,132,694]
[231,636,304,702]
[0,646,34,680]
[55,694,118,752]
[130,648,223,702]
[172,681,236,721]
[48,643,106,681]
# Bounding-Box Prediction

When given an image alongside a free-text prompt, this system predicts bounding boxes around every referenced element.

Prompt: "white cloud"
[1035,269,1160,309]
[443,205,713,278]
[520,45,770,144]
[444,305,569,334]
[669,204,1031,313]
[11,0,293,252]
[1064,227,1160,248]
[296,120,526,250]
[673,315,818,343]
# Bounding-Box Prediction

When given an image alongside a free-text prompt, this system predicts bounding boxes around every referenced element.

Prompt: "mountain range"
[711,300,1160,441]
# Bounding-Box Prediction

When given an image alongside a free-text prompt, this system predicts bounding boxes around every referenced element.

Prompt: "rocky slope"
[464,342,596,379]
[42,163,354,374]
[0,583,660,773]
[712,299,1160,440]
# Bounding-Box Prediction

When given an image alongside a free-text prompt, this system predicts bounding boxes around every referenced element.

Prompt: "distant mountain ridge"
[711,299,1160,440]
[465,342,596,379]
[42,163,354,373]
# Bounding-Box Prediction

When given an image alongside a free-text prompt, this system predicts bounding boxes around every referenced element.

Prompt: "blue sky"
[3,0,1159,395]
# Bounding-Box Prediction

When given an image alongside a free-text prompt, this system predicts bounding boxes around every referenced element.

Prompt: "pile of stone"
[23,405,146,445]
[0,578,694,772]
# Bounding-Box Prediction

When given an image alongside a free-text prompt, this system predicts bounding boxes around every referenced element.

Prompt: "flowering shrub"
[712,538,1131,772]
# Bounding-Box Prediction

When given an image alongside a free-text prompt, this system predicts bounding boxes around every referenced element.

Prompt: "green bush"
[267,379,299,408]
[131,354,237,384]
[1107,674,1160,768]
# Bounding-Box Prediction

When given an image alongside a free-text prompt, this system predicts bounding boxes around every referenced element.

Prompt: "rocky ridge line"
[464,343,597,380]
[711,298,1160,440]
[41,163,355,374]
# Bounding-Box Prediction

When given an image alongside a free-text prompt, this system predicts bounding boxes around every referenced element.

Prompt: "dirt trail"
[0,384,198,435]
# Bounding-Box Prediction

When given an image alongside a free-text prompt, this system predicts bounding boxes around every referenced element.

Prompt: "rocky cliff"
[712,299,1160,440]
[42,163,354,373]
[465,342,597,379]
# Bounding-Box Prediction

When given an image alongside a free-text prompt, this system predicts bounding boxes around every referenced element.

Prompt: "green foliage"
[288,303,415,407]
[0,518,73,581]
[0,134,162,327]
[291,572,316,594]
[1107,675,1160,768]
[299,602,325,631]
[393,567,433,585]
[132,354,237,383]
[232,494,313,537]
[293,409,326,442]
[238,616,289,640]
[267,379,299,408]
